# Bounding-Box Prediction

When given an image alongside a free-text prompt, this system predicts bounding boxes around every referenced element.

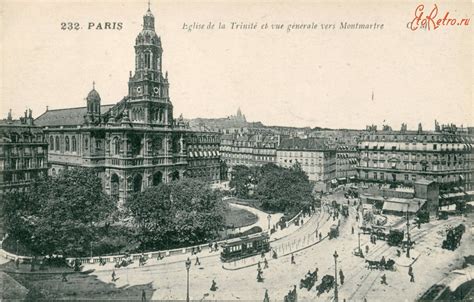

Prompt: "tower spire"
[148,0,151,11]
[92,81,95,89]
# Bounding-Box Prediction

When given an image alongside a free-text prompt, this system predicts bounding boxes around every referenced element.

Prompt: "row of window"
[363,171,469,183]
[1,158,45,170]
[49,135,78,152]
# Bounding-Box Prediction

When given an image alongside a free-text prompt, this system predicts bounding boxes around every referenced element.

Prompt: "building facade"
[35,7,220,202]
[184,128,221,183]
[357,124,474,191]
[335,145,359,181]
[0,110,49,238]
[276,138,336,182]
[220,133,279,168]
[0,110,49,194]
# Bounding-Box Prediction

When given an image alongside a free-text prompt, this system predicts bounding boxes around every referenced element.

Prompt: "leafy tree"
[125,184,173,250]
[2,168,115,256]
[254,163,314,215]
[229,165,256,198]
[125,179,227,250]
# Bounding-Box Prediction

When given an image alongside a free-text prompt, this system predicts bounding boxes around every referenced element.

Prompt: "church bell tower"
[127,4,172,125]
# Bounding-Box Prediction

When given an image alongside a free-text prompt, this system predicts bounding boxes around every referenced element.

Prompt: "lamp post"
[267,214,271,231]
[185,257,191,302]
[406,209,411,258]
[358,232,361,253]
[334,250,339,302]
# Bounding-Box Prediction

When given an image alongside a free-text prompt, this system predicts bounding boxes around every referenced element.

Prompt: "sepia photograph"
[0,0,472,301]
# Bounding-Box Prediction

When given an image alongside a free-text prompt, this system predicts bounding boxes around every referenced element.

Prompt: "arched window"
[113,137,120,155]
[65,136,70,151]
[144,52,150,69]
[111,174,120,200]
[49,136,54,150]
[72,136,77,152]
[55,136,60,151]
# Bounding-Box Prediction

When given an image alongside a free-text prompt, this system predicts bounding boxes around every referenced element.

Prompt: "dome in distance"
[87,83,101,102]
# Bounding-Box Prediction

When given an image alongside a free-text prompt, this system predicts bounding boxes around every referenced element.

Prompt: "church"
[35,6,221,202]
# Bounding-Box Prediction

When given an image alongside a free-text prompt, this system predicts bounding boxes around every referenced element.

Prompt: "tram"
[220,232,270,262]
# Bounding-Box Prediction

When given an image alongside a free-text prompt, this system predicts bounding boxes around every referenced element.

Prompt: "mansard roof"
[35,105,114,127]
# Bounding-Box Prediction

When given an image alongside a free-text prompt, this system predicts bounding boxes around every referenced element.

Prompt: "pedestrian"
[264,258,269,269]
[62,272,68,282]
[319,232,322,241]
[291,253,296,265]
[380,256,386,269]
[141,289,146,301]
[112,270,116,282]
[210,279,217,291]
[258,261,261,270]
[409,266,415,282]
[352,226,354,235]
[365,245,369,254]
[261,251,265,258]
[195,256,201,266]
[263,289,270,302]
[292,285,297,301]
[339,269,345,285]
[381,274,387,285]
[15,258,20,269]
[314,267,319,280]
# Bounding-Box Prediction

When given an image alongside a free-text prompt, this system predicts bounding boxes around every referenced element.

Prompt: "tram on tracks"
[220,232,270,262]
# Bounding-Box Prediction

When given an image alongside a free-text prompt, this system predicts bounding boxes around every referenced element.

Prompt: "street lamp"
[406,209,411,258]
[358,232,361,253]
[185,257,191,302]
[334,250,339,302]
[267,214,271,231]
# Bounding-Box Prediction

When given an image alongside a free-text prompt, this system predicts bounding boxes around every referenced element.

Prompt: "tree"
[125,184,173,250]
[229,165,256,198]
[125,179,227,250]
[2,168,116,256]
[254,163,314,215]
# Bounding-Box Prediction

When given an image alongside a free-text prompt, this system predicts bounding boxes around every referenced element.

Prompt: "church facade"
[35,7,221,203]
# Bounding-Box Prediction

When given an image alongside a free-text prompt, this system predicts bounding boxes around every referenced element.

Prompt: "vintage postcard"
[0,0,472,301]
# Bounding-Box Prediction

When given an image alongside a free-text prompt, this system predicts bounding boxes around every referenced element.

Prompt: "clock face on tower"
[153,87,159,95]
[136,87,142,94]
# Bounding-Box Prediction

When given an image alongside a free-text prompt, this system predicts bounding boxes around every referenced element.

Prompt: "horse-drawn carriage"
[329,225,339,239]
[299,269,318,291]
[316,275,335,296]
[365,258,395,271]
[360,225,372,234]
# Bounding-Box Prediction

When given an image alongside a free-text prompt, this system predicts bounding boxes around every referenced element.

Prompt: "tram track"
[342,218,457,301]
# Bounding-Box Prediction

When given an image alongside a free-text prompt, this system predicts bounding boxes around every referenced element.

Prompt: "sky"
[0,0,472,130]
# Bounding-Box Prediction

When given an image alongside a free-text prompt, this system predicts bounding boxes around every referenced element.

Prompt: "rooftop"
[35,105,114,127]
